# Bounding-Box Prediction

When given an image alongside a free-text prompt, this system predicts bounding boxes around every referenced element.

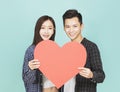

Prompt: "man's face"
[64,17,83,40]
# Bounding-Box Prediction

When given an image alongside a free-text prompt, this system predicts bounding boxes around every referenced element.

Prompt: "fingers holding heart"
[28,59,40,70]
[78,67,93,78]
[34,40,87,88]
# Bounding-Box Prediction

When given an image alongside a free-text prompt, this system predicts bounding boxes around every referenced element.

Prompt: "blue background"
[0,0,120,92]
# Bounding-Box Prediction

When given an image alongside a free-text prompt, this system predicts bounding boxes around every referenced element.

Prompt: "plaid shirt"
[59,38,105,92]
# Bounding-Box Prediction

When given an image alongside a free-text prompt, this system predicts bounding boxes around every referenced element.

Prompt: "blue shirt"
[22,45,42,92]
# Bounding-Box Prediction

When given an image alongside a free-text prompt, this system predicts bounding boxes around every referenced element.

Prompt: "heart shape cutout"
[34,40,86,88]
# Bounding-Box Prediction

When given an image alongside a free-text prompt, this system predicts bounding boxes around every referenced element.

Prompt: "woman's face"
[40,20,54,40]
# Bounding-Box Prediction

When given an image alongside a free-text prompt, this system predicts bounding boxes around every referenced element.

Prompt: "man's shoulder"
[82,38,98,49]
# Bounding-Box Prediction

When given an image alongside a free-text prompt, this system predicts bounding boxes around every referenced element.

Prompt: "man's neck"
[71,35,83,43]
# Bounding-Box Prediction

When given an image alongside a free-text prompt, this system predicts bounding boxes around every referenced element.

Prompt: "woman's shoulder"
[26,44,35,53]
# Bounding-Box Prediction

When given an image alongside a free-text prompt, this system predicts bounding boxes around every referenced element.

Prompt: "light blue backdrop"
[0,0,120,92]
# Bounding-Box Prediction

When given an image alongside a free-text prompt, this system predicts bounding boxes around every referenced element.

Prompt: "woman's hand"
[78,67,93,78]
[28,59,40,70]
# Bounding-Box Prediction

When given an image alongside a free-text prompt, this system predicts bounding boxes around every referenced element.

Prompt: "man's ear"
[81,24,84,30]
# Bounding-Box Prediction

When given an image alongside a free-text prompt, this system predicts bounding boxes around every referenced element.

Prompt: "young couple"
[22,9,105,92]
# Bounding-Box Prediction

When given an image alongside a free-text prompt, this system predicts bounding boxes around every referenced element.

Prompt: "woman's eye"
[65,26,70,28]
[41,27,45,29]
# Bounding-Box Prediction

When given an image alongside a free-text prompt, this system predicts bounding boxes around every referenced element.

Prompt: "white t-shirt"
[64,77,75,92]
[42,75,55,88]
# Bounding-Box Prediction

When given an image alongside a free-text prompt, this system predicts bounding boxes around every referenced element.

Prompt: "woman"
[22,15,58,92]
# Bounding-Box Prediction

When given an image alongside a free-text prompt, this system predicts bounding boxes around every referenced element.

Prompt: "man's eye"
[49,28,53,29]
[74,25,77,27]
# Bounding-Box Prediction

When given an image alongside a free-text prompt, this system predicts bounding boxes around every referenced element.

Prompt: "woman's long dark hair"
[32,15,56,46]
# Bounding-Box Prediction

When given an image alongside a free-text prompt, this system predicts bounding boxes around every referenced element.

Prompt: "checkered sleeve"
[89,44,105,83]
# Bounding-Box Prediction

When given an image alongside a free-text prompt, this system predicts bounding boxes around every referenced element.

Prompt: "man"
[59,9,105,92]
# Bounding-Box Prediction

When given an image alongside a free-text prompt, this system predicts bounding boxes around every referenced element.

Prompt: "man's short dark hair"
[62,9,83,25]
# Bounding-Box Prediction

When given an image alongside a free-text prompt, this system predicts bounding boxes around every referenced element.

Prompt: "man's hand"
[78,67,93,78]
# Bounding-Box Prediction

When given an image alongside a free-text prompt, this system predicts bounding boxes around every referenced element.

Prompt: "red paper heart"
[34,40,86,88]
